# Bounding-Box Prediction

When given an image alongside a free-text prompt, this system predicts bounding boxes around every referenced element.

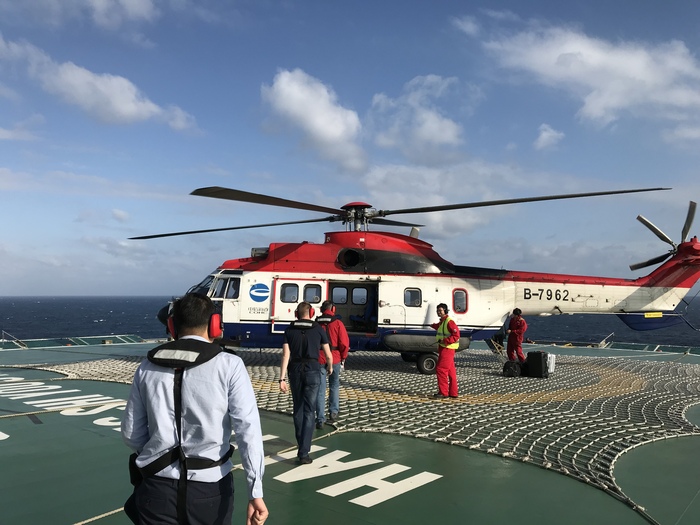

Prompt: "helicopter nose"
[157,304,170,326]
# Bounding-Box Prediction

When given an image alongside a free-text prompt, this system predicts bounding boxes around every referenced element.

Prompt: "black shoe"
[315,422,323,429]
[429,393,447,399]
[297,456,313,465]
[449,395,459,398]
[328,412,338,423]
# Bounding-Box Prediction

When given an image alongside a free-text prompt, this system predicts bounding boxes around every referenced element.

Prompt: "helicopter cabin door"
[329,282,379,334]
[270,277,326,334]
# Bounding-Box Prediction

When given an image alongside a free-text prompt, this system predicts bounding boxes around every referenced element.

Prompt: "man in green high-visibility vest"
[429,303,460,399]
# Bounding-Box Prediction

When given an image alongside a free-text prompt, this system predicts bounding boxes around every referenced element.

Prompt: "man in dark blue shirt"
[279,302,332,464]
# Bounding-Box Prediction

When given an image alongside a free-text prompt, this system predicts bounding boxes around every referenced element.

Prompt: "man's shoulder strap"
[147,339,223,368]
[288,319,316,331]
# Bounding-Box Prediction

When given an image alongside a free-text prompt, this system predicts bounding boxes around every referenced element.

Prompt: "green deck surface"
[2,341,700,524]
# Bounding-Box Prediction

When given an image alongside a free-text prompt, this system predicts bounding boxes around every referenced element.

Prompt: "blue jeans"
[316,363,341,423]
[288,362,321,458]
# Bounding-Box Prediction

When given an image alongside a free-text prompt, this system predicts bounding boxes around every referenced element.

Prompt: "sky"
[2,0,700,296]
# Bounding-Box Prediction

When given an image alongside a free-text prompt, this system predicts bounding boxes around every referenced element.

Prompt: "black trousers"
[127,472,234,525]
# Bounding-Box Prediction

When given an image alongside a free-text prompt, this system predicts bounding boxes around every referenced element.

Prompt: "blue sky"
[2,1,700,296]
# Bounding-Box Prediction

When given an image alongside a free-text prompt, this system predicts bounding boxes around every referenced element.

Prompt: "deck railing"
[1,330,27,348]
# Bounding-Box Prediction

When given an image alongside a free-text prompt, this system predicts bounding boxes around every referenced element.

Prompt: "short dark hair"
[321,300,334,312]
[172,293,215,331]
[513,308,522,316]
[296,301,312,317]
[437,303,449,313]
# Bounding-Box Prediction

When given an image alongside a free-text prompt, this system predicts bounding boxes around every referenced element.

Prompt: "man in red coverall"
[316,300,350,427]
[506,307,528,363]
[429,303,460,399]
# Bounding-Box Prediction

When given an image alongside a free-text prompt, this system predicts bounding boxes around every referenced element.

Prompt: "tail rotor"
[681,201,697,242]
[630,201,696,271]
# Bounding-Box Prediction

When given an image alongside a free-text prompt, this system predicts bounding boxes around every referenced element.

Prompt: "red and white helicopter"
[133,186,700,373]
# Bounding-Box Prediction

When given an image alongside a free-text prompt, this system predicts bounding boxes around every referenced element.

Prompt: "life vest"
[436,316,459,349]
[286,319,322,361]
[130,339,234,525]
[316,313,340,350]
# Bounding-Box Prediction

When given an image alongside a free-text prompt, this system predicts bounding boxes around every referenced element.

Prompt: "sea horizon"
[1,295,699,348]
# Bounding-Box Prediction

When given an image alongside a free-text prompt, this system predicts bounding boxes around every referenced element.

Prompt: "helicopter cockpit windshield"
[187,274,215,295]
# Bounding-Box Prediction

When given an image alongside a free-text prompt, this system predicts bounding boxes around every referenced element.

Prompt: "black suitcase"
[502,360,521,377]
[526,351,549,378]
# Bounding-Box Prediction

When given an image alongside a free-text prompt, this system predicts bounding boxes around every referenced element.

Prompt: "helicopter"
[132,186,700,374]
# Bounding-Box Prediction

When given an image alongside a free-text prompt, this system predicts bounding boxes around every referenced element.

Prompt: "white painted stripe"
[274,450,383,482]
[319,464,442,507]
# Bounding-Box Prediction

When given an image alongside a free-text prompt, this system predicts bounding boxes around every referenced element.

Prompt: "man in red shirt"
[316,300,350,426]
[506,308,528,363]
[430,303,460,399]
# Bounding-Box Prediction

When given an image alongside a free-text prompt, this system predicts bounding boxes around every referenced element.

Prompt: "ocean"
[0,296,171,340]
[1,296,699,347]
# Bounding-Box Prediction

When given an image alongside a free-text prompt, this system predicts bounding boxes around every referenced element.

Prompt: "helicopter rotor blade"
[373,218,424,227]
[129,216,340,240]
[629,252,673,271]
[192,186,343,215]
[681,201,697,242]
[636,215,675,246]
[375,187,671,217]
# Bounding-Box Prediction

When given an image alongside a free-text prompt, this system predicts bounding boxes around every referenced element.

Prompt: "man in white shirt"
[122,293,268,525]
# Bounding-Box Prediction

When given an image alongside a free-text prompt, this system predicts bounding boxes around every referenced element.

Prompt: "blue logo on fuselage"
[249,283,270,303]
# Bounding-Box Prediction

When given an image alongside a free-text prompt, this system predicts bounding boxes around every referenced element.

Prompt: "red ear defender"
[294,303,314,319]
[208,313,223,339]
[167,316,177,339]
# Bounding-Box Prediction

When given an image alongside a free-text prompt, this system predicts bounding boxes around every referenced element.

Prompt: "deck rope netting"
[13,348,700,522]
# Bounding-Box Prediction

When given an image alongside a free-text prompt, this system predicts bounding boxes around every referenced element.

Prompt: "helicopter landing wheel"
[416,352,438,375]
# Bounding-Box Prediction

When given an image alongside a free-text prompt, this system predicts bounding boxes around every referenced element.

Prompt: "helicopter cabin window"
[212,278,227,298]
[225,278,240,299]
[404,288,422,307]
[352,288,368,305]
[281,283,299,303]
[304,284,322,304]
[332,287,348,305]
[187,274,214,295]
[211,278,241,299]
[453,289,467,313]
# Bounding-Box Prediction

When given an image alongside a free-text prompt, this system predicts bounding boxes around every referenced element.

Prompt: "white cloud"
[0,0,159,29]
[480,9,521,23]
[451,16,480,37]
[112,209,130,222]
[0,166,180,202]
[370,75,467,165]
[261,68,366,172]
[88,0,159,29]
[481,23,700,141]
[662,125,700,143]
[533,123,565,150]
[0,125,37,141]
[0,81,19,100]
[0,33,195,130]
[357,158,572,241]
